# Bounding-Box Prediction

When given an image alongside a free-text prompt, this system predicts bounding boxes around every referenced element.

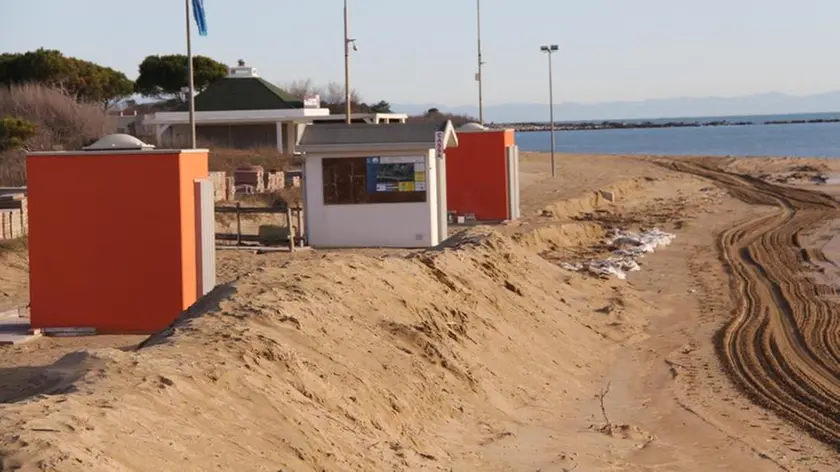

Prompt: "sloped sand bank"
[3,154,840,471]
[0,228,643,471]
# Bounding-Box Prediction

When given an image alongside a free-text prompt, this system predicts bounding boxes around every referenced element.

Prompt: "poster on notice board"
[366,157,426,193]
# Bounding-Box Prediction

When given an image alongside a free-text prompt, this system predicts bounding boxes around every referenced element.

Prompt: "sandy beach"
[1,153,839,471]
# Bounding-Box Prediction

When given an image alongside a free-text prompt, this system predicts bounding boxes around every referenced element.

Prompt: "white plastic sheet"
[561,228,676,280]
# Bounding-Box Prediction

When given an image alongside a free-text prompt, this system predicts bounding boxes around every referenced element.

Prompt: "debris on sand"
[561,228,676,279]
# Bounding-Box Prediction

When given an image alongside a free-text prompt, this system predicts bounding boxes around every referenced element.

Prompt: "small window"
[322,156,427,205]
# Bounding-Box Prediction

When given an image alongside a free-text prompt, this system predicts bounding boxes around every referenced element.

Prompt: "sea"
[514,112,840,157]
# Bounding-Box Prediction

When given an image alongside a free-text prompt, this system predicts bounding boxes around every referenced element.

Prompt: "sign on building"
[434,131,445,160]
[304,94,321,109]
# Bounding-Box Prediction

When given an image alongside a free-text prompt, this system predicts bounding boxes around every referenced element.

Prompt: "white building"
[296,121,459,248]
[144,63,407,153]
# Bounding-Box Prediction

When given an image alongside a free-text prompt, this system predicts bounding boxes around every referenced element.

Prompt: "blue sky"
[2,0,840,107]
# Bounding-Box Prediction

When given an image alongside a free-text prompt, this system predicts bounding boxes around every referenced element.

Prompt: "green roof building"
[146,62,407,153]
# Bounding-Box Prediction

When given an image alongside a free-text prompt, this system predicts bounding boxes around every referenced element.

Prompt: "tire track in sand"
[660,159,840,449]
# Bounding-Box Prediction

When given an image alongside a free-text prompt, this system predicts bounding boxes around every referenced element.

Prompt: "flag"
[192,0,208,36]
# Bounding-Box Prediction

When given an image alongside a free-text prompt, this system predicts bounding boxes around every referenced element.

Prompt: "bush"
[0,117,37,151]
[0,84,116,151]
[0,84,117,186]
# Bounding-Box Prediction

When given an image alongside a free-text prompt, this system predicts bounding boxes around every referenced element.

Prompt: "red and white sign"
[434,131,445,159]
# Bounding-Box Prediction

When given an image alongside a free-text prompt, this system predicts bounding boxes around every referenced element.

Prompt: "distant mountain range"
[392,91,840,123]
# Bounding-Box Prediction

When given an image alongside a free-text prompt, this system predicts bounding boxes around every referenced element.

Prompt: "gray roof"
[297,120,458,153]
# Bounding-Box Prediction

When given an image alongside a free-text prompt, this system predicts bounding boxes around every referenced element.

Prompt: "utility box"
[26,134,216,334]
[445,124,520,222]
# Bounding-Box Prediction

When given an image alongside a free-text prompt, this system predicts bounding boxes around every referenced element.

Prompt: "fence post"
[235,202,242,246]
[286,206,295,252]
[296,207,304,245]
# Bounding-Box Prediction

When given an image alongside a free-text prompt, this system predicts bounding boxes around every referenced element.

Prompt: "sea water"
[516,119,840,158]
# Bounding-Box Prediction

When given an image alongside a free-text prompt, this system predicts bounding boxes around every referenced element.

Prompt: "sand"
[0,153,839,471]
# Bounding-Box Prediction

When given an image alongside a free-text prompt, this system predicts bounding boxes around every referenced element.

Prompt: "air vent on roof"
[458,122,488,131]
[82,134,155,151]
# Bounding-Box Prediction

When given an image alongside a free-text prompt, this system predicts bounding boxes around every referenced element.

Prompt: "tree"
[0,49,134,108]
[369,100,392,113]
[135,54,228,103]
[0,117,36,152]
[405,107,477,127]
[280,78,393,114]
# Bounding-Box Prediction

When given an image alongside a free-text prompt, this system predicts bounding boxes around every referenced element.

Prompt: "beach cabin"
[445,122,521,223]
[296,121,458,248]
[26,134,216,334]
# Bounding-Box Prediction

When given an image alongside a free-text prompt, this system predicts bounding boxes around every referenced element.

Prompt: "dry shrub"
[209,147,303,207]
[208,147,300,173]
[0,84,116,186]
[0,150,25,187]
[0,84,116,150]
[231,187,302,209]
[0,236,27,255]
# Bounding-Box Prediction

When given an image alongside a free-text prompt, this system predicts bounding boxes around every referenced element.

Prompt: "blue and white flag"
[192,0,208,36]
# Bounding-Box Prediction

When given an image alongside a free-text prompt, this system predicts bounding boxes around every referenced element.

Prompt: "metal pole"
[477,0,484,124]
[548,51,556,178]
[186,0,197,149]
[344,0,351,125]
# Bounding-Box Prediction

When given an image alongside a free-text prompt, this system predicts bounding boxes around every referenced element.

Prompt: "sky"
[2,0,840,108]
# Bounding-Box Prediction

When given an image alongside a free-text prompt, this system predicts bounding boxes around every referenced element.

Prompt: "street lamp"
[540,44,559,178]
[344,0,358,125]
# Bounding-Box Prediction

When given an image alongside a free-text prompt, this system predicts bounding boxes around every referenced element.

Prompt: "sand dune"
[0,228,635,471]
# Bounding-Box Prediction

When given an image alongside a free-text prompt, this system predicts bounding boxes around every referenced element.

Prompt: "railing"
[214,203,305,251]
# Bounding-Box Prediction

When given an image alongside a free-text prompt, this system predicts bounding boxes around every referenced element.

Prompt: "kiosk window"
[322,157,427,205]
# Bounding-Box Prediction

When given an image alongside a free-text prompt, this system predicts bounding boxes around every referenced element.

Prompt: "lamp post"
[344,0,357,125]
[540,44,558,178]
[476,0,485,124]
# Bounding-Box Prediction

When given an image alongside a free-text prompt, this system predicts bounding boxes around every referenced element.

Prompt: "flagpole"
[186,0,197,149]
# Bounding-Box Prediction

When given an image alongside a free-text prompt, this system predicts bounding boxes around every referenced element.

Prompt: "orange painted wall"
[445,130,515,221]
[27,150,209,333]
[178,153,209,309]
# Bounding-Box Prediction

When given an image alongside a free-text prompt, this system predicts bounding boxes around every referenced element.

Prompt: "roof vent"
[82,134,155,151]
[458,122,488,131]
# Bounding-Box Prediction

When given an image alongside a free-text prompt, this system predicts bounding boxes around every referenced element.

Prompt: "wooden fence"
[215,203,305,251]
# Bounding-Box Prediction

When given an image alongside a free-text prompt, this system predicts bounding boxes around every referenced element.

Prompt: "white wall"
[304,153,438,248]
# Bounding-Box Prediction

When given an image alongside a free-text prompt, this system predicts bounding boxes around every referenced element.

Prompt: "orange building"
[445,125,520,222]
[26,135,215,334]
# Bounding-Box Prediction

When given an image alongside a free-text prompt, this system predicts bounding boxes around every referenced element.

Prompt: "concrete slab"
[0,316,40,345]
[0,306,30,319]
